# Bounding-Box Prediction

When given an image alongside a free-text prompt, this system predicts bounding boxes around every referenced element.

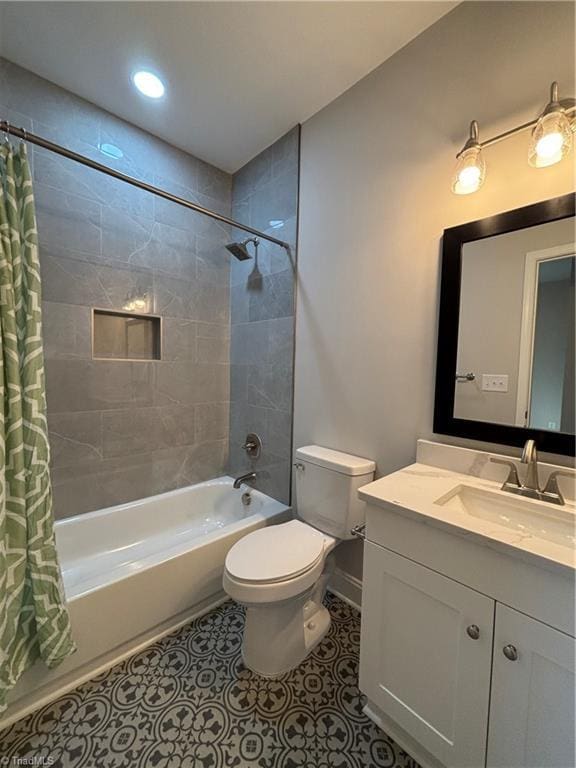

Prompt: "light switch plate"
[482,374,509,392]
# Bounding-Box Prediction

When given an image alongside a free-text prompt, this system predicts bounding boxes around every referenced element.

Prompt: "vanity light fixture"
[452,121,486,195]
[452,81,575,195]
[528,82,573,167]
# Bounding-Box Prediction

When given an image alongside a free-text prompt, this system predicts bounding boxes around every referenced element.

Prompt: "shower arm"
[0,120,292,252]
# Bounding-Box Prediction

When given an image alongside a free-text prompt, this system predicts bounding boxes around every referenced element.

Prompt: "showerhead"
[225,237,259,261]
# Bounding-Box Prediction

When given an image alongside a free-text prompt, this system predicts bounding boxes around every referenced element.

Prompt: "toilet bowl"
[223,445,375,677]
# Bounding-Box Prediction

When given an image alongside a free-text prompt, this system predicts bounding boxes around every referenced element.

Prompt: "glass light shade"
[528,110,572,168]
[452,146,486,195]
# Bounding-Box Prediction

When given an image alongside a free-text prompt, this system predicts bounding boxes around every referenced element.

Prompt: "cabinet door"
[487,603,575,768]
[360,543,494,768]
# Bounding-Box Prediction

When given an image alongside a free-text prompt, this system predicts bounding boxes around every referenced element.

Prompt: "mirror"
[434,194,575,456]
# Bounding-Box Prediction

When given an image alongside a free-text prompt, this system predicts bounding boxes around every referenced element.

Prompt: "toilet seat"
[223,520,336,604]
[225,520,328,583]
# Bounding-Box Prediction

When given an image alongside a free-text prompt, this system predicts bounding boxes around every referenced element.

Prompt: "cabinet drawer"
[360,542,494,768]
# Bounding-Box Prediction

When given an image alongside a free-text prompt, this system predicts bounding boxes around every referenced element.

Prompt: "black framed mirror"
[434,193,575,456]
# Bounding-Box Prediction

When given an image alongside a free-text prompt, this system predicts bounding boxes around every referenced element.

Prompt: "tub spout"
[233,472,256,490]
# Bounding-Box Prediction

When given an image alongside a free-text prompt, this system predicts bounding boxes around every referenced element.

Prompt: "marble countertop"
[358,462,576,573]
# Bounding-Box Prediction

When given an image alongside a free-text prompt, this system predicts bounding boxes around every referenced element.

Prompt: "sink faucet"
[490,439,572,506]
[521,439,540,493]
[233,472,256,490]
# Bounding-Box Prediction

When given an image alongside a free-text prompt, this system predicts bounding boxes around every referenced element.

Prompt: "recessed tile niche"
[92,309,161,361]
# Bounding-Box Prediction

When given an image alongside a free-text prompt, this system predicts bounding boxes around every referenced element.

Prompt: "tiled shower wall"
[228,128,299,504]
[0,58,233,518]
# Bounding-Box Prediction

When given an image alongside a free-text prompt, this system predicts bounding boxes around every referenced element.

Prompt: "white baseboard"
[328,568,362,612]
[1,592,228,731]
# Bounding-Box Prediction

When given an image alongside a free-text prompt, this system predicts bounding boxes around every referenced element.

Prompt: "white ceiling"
[0,2,456,172]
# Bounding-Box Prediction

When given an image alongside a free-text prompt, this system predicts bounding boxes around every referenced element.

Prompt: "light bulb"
[536,131,563,160]
[528,83,572,168]
[132,70,165,99]
[452,147,485,195]
[452,121,486,195]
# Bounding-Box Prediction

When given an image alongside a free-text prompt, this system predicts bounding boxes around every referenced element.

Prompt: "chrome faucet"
[521,439,540,493]
[233,472,256,490]
[490,439,572,506]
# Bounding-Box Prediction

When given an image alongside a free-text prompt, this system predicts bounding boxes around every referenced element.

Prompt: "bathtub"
[1,477,289,728]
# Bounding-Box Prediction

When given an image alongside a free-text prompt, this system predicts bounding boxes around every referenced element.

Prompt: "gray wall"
[1,58,233,518]
[295,1,575,581]
[228,127,299,504]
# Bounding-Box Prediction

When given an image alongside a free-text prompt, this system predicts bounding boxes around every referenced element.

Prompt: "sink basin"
[435,484,576,549]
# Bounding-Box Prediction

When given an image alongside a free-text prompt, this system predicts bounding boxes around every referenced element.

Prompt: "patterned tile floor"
[0,593,419,768]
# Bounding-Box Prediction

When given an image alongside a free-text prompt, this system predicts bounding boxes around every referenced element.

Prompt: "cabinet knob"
[466,624,480,640]
[503,644,519,661]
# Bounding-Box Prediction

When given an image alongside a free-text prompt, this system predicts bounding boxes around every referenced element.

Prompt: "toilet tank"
[294,445,375,539]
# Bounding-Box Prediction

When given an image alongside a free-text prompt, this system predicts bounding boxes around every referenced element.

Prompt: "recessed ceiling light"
[132,70,165,99]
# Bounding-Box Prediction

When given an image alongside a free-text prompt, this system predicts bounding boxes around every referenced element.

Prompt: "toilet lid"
[225,520,327,583]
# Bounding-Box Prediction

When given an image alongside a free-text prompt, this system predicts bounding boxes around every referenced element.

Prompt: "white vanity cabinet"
[487,604,575,768]
[360,543,494,768]
[360,539,576,768]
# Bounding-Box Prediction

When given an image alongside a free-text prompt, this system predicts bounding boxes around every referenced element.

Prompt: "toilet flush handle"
[294,462,305,471]
[351,524,366,540]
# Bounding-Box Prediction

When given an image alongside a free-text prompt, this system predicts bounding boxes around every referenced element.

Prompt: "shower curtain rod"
[0,120,291,250]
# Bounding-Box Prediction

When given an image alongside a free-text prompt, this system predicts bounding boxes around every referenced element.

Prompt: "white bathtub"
[2,477,289,728]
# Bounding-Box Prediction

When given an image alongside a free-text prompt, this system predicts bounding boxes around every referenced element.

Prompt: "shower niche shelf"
[92,308,161,361]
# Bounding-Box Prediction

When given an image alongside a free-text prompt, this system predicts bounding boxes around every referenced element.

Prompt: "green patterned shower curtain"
[0,142,75,713]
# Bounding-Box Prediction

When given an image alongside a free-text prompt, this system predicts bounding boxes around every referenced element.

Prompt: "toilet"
[223,445,375,677]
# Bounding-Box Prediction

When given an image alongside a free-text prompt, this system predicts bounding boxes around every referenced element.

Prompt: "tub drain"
[241,492,252,507]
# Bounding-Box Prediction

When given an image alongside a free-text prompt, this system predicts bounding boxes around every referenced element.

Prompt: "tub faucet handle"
[242,432,262,459]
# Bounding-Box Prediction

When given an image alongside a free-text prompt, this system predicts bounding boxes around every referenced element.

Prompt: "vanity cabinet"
[360,543,494,768]
[360,540,576,768]
[487,604,575,768]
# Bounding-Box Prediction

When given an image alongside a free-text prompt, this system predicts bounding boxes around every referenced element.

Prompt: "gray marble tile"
[162,318,197,362]
[176,439,229,486]
[248,169,299,234]
[256,458,291,505]
[35,182,102,258]
[247,363,293,410]
[230,364,248,403]
[249,269,294,322]
[267,408,292,460]
[100,207,155,266]
[138,222,197,279]
[48,411,103,469]
[41,253,154,312]
[196,234,230,286]
[197,321,230,340]
[231,321,269,365]
[154,362,229,406]
[197,159,232,204]
[154,274,196,319]
[268,316,295,368]
[271,126,300,179]
[230,283,250,323]
[233,149,272,203]
[42,302,91,359]
[1,59,101,146]
[102,406,196,458]
[198,335,229,363]
[194,281,230,324]
[45,360,154,412]
[195,402,229,443]
[34,147,154,220]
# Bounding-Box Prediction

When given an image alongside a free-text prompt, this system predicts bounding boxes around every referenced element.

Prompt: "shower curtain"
[0,142,75,713]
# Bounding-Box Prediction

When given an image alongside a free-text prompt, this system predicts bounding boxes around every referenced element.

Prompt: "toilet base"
[241,592,331,677]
